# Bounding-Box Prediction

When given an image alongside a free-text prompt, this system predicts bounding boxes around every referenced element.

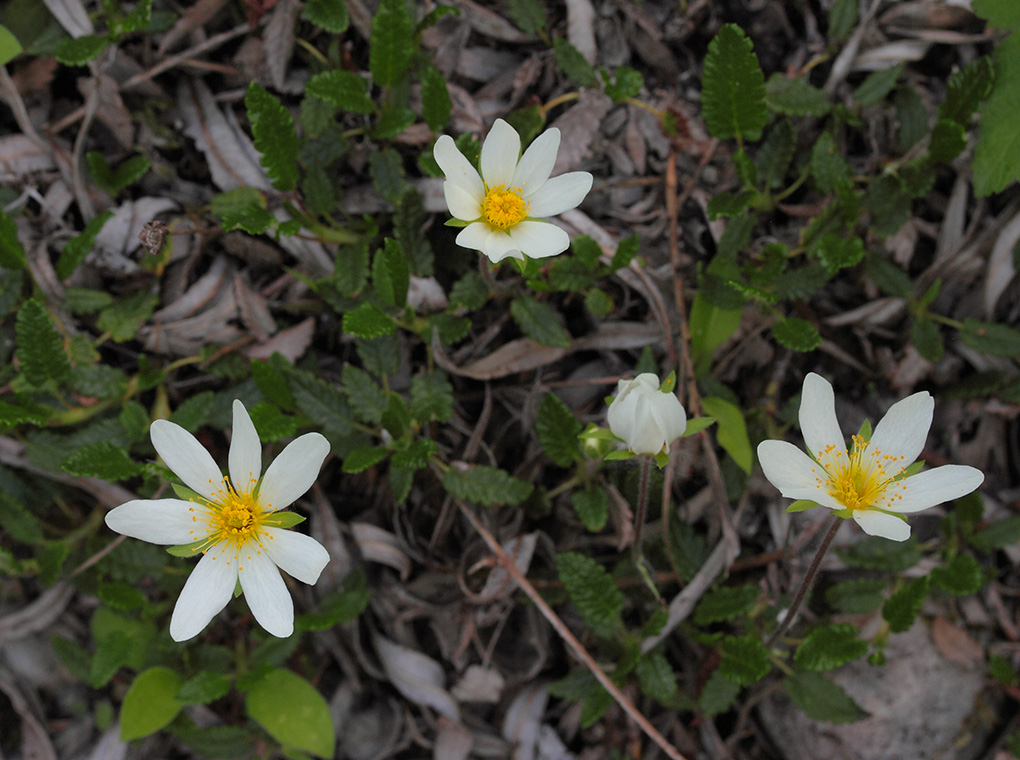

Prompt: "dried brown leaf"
[159,0,231,53]
[374,634,460,720]
[351,522,412,580]
[502,684,549,760]
[242,316,315,362]
[931,616,984,668]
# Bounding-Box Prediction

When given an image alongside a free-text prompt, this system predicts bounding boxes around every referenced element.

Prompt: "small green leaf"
[341,365,387,424]
[421,65,451,132]
[973,34,1020,195]
[16,298,71,387]
[784,499,818,513]
[369,147,405,204]
[54,34,109,65]
[299,570,371,630]
[390,438,438,469]
[700,670,740,717]
[246,82,299,192]
[971,515,1020,553]
[303,0,349,33]
[0,493,43,544]
[701,24,768,141]
[784,671,867,723]
[0,24,22,66]
[928,119,967,164]
[910,317,944,363]
[120,667,184,741]
[794,624,869,671]
[693,583,761,624]
[0,209,26,269]
[264,512,306,529]
[939,56,995,127]
[556,551,625,637]
[765,74,830,116]
[536,393,582,467]
[718,634,771,685]
[931,553,983,595]
[700,396,751,474]
[370,0,414,87]
[246,669,335,757]
[306,70,374,114]
[86,153,150,195]
[637,652,678,703]
[882,576,930,633]
[510,296,571,348]
[811,133,852,193]
[442,465,532,507]
[853,64,903,107]
[342,302,396,338]
[825,578,887,614]
[63,441,143,481]
[828,0,859,39]
[334,243,369,297]
[209,188,274,234]
[837,535,921,571]
[958,318,1020,357]
[343,446,389,474]
[410,370,453,423]
[572,485,608,532]
[602,65,644,102]
[553,38,597,88]
[772,317,822,352]
[972,0,1020,30]
[507,0,546,35]
[247,402,298,442]
[56,212,114,280]
[610,234,639,271]
[177,671,232,705]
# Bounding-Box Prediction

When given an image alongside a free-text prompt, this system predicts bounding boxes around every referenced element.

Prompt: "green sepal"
[855,418,872,441]
[578,426,621,441]
[604,450,635,461]
[658,371,676,393]
[171,482,215,506]
[167,540,210,558]
[263,511,306,529]
[444,218,470,227]
[832,508,854,519]
[654,450,670,469]
[680,417,715,436]
[785,499,818,513]
[895,460,924,480]
[233,579,242,598]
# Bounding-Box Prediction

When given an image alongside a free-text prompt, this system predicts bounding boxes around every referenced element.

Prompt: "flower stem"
[632,454,661,600]
[766,515,841,648]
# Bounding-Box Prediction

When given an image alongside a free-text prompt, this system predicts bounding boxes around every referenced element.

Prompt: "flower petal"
[480,230,523,263]
[607,378,641,444]
[646,390,687,443]
[869,391,934,465]
[507,220,569,259]
[525,172,593,217]
[757,440,845,510]
[455,222,491,253]
[852,510,911,542]
[229,400,262,496]
[480,119,520,187]
[885,465,984,514]
[433,135,483,198]
[628,393,666,455]
[239,549,294,638]
[105,499,206,545]
[511,128,559,194]
[798,373,845,465]
[150,419,224,501]
[257,432,330,512]
[169,545,237,641]
[263,528,331,585]
[443,180,482,222]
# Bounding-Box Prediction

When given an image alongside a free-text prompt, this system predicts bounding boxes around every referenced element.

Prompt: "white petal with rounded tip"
[798,373,844,463]
[647,391,686,442]
[105,499,207,545]
[257,432,330,513]
[263,528,330,585]
[169,545,236,641]
[507,220,569,259]
[757,440,822,492]
[481,119,520,188]
[443,180,482,221]
[433,135,484,197]
[150,419,224,500]
[628,394,665,454]
[853,510,911,541]
[229,400,262,495]
[511,128,559,193]
[888,465,984,514]
[607,379,641,443]
[239,550,293,638]
[525,172,593,216]
[869,391,934,464]
[481,230,522,263]
[455,222,491,253]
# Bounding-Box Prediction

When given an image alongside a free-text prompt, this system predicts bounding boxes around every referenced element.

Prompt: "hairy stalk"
[456,501,689,760]
[632,454,661,599]
[767,515,842,648]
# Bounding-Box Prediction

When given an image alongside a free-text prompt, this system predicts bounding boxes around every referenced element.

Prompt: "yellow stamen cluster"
[482,184,529,229]
[186,474,273,569]
[812,435,908,511]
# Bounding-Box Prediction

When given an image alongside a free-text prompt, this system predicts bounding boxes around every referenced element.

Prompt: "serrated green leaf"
[334,243,369,297]
[371,106,415,140]
[826,578,888,614]
[449,272,488,310]
[765,74,830,116]
[507,0,546,35]
[62,441,143,481]
[0,398,51,428]
[701,24,768,141]
[584,287,613,317]
[86,153,150,195]
[0,24,22,66]
[342,302,396,338]
[556,551,625,637]
[864,175,912,237]
[772,263,831,300]
[784,671,867,723]
[421,65,451,132]
[700,396,751,474]
[341,364,387,424]
[837,535,920,571]
[811,132,852,193]
[553,38,597,88]
[700,669,740,717]
[370,0,414,87]
[120,667,184,741]
[394,188,434,275]
[910,317,944,363]
[828,0,859,39]
[958,318,1020,357]
[303,0,349,33]
[974,34,1020,195]
[939,56,995,127]
[610,234,639,271]
[16,298,71,387]
[718,634,770,685]
[536,393,582,467]
[95,289,157,343]
[637,652,677,703]
[390,438,438,469]
[572,485,608,532]
[209,188,273,234]
[410,370,453,423]
[247,402,298,442]
[602,65,644,101]
[245,82,299,192]
[246,669,335,758]
[972,0,1020,30]
[0,209,26,269]
[853,64,903,107]
[510,296,570,348]
[54,34,109,65]
[0,492,43,544]
[306,70,374,114]
[971,515,1020,553]
[794,624,869,671]
[56,211,113,280]
[707,190,756,220]
[177,671,232,705]
[928,119,967,164]
[931,553,983,595]
[342,445,389,473]
[369,147,405,204]
[772,318,822,352]
[693,583,760,625]
[442,465,532,507]
[895,87,928,150]
[299,569,370,630]
[882,576,930,633]
[376,238,410,307]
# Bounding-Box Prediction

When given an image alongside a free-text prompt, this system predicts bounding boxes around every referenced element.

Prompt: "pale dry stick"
[455,501,689,760]
[824,0,884,95]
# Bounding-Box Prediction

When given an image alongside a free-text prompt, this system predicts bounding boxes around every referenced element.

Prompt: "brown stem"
[767,515,842,648]
[456,501,688,760]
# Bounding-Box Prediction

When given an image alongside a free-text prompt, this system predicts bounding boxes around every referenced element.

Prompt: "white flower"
[105,400,331,641]
[433,118,593,263]
[607,373,687,455]
[757,373,984,542]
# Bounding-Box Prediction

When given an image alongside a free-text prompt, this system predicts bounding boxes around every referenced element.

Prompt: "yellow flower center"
[185,473,275,570]
[814,435,908,511]
[482,184,529,229]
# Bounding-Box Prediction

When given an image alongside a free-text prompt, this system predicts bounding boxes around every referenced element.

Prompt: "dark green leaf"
[0,209,26,269]
[421,65,451,132]
[853,64,903,107]
[931,553,983,595]
[394,188,434,275]
[0,493,42,544]
[602,65,644,102]
[209,188,273,234]
[700,670,740,717]
[507,0,546,35]
[939,56,995,126]
[882,576,930,633]
[837,536,920,571]
[410,370,453,423]
[245,82,299,192]
[553,38,597,88]
[62,441,143,481]
[556,551,625,637]
[910,317,944,363]
[895,87,928,151]
[510,296,570,347]
[342,445,389,474]
[442,465,532,507]
[341,364,387,424]
[369,148,405,204]
[765,74,830,116]
[811,133,852,193]
[973,34,1020,195]
[701,24,768,141]
[16,298,71,387]
[693,583,760,624]
[303,0,349,33]
[54,34,108,65]
[306,70,374,114]
[536,393,582,467]
[794,623,869,671]
[784,671,867,723]
[772,318,822,352]
[828,0,859,39]
[971,515,1020,553]
[958,318,1020,357]
[370,0,414,87]
[928,119,967,164]
[57,211,114,280]
[572,485,608,532]
[120,667,184,741]
[177,671,232,705]
[718,634,770,685]
[342,302,396,338]
[825,578,887,614]
[637,652,678,703]
[972,0,1020,30]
